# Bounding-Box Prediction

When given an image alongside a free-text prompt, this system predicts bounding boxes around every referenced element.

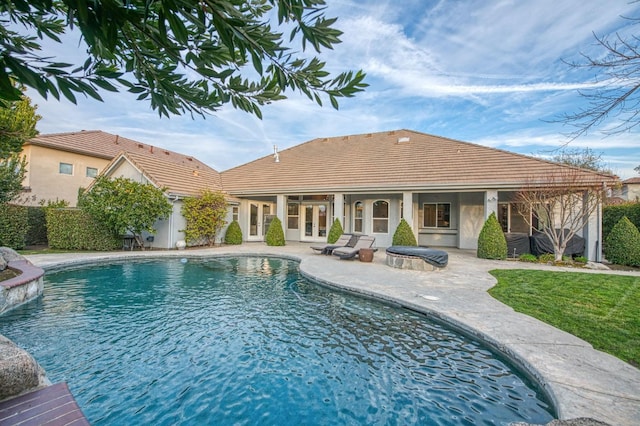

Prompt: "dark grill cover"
[386,246,448,268]
[505,233,531,257]
[529,231,585,256]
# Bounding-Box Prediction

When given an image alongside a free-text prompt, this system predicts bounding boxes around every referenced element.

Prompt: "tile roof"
[623,177,640,184]
[220,129,619,194]
[108,151,223,197]
[28,130,222,197]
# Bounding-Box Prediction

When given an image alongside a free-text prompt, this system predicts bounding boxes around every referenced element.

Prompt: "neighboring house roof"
[26,130,201,167]
[622,177,640,185]
[221,129,619,194]
[102,151,224,198]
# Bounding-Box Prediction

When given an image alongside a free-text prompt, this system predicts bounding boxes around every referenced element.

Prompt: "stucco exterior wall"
[20,145,109,207]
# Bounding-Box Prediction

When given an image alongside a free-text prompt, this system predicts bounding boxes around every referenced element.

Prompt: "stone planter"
[359,248,374,262]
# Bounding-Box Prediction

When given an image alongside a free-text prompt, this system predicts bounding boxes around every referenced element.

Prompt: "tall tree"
[0,89,40,203]
[560,18,640,138]
[550,147,611,173]
[79,176,173,249]
[0,0,367,118]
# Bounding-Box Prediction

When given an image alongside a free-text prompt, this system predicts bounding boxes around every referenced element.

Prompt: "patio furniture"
[333,235,376,260]
[310,234,356,255]
[385,246,448,269]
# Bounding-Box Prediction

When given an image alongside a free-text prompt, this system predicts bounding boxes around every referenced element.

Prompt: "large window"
[353,201,363,233]
[232,206,239,223]
[372,200,389,233]
[423,203,450,228]
[59,162,73,175]
[86,167,98,178]
[287,203,299,229]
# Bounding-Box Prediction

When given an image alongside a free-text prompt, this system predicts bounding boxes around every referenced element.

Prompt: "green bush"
[224,220,243,245]
[604,216,640,266]
[538,253,556,263]
[574,256,588,264]
[518,253,538,262]
[392,218,417,246]
[265,216,285,246]
[477,212,507,260]
[327,218,344,244]
[46,208,120,251]
[603,203,640,241]
[0,204,28,249]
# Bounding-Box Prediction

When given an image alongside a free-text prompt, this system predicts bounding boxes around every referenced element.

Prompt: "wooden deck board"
[0,383,89,426]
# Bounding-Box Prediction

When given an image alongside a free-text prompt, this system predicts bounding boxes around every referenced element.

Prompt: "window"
[59,162,73,175]
[86,167,98,178]
[353,201,363,233]
[287,203,299,229]
[232,206,239,222]
[423,203,450,228]
[372,200,389,233]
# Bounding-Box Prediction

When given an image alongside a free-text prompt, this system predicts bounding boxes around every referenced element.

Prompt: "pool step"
[0,382,89,426]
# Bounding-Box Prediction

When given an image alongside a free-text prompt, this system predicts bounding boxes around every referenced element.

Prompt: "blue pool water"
[0,257,554,425]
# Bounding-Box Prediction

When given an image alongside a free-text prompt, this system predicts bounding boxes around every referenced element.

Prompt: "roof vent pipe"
[273,145,280,163]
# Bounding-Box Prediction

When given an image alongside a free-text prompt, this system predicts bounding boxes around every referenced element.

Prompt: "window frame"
[422,202,451,229]
[372,200,389,234]
[86,166,98,178]
[353,201,364,233]
[287,202,299,230]
[59,162,73,175]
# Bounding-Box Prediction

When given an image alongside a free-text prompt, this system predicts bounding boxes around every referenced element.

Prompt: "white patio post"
[402,191,414,226]
[484,190,498,220]
[582,190,602,262]
[333,193,344,227]
[276,194,286,226]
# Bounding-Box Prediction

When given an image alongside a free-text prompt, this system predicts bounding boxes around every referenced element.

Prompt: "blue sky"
[26,0,640,178]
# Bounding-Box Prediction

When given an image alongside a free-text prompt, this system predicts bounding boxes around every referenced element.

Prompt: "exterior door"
[302,204,328,242]
[248,202,273,241]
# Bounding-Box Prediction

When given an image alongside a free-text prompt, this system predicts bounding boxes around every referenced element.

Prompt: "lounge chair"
[333,235,376,260]
[310,234,356,255]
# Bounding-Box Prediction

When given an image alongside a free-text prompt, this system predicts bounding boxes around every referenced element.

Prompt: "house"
[617,177,640,202]
[19,130,200,207]
[21,129,618,260]
[220,129,618,260]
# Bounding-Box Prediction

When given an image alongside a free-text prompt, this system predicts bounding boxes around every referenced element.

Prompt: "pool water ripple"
[0,257,554,425]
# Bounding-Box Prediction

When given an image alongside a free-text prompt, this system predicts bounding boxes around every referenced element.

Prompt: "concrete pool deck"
[23,244,640,425]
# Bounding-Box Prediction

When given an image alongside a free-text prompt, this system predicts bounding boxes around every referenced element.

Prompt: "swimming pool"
[0,257,555,425]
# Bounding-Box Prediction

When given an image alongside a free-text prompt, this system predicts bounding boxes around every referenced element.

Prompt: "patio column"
[276,194,286,225]
[484,190,498,220]
[402,191,414,226]
[582,190,602,262]
[333,193,344,227]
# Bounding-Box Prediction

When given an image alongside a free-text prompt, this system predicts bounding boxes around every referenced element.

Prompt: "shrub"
[327,218,344,244]
[181,190,228,246]
[0,204,28,249]
[265,216,285,246]
[538,253,556,263]
[46,208,120,251]
[477,212,507,260]
[574,256,588,264]
[26,206,47,245]
[603,203,640,241]
[392,218,417,246]
[518,253,538,263]
[604,216,640,266]
[224,220,243,245]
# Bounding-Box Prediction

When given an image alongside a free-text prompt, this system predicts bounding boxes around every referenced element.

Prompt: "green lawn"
[488,269,639,367]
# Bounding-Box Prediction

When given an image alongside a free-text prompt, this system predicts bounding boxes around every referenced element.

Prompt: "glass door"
[248,202,274,241]
[302,204,328,242]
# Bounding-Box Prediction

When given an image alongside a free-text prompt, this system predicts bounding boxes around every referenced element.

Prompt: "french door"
[302,203,328,242]
[248,202,274,241]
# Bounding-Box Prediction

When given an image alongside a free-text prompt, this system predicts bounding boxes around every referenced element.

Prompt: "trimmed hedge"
[604,216,640,266]
[327,219,344,244]
[477,212,507,260]
[0,204,28,249]
[46,208,120,251]
[224,220,243,245]
[603,203,640,240]
[265,216,285,246]
[392,218,418,246]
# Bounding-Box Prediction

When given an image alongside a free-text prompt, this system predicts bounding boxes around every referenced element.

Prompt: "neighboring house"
[220,129,618,260]
[19,130,200,207]
[614,177,640,202]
